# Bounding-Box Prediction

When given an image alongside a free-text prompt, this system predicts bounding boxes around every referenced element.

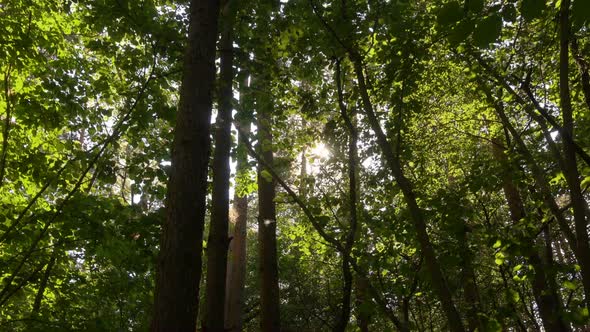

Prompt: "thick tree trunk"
[559,0,590,309]
[224,73,250,332]
[150,0,219,330]
[256,79,281,332]
[350,56,465,332]
[203,0,235,330]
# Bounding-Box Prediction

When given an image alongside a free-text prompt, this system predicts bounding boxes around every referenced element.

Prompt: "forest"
[1,0,590,331]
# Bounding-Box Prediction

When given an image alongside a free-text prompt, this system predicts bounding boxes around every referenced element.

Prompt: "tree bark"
[457,226,485,332]
[571,38,590,111]
[355,277,371,332]
[559,0,590,309]
[256,78,281,332]
[31,245,58,316]
[480,83,579,252]
[492,138,570,332]
[0,67,13,189]
[224,72,250,332]
[150,0,220,330]
[203,0,236,330]
[333,60,357,332]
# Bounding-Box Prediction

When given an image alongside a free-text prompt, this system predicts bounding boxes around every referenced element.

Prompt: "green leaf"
[261,169,273,183]
[550,172,565,185]
[437,2,464,26]
[486,318,503,332]
[493,239,502,249]
[467,0,485,13]
[449,20,475,45]
[502,4,517,22]
[563,280,577,290]
[472,15,502,47]
[572,0,590,27]
[317,215,330,225]
[521,0,546,21]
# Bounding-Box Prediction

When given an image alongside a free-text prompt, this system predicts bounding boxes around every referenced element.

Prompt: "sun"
[310,142,330,160]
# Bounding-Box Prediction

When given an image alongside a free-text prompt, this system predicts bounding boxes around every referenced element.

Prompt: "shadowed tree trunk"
[203,0,236,330]
[224,72,250,332]
[150,0,220,330]
[571,38,590,110]
[480,82,579,258]
[256,77,281,332]
[492,137,570,332]
[559,0,590,309]
[355,278,371,332]
[31,245,58,316]
[333,59,357,332]
[457,226,485,332]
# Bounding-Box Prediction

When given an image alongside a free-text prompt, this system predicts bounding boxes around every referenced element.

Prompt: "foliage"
[1,0,590,330]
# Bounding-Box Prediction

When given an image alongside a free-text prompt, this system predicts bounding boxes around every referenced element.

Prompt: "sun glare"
[310,142,330,160]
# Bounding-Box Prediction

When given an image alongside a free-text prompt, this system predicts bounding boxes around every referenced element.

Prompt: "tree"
[203,0,237,330]
[224,72,251,332]
[151,0,220,330]
[255,74,281,332]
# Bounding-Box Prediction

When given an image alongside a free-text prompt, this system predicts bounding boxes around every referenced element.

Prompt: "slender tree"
[351,56,465,332]
[256,76,281,332]
[203,0,237,329]
[492,137,570,332]
[559,0,590,309]
[225,72,251,332]
[333,59,357,332]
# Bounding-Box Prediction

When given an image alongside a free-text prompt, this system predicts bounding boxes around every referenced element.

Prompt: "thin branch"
[0,64,13,188]
[472,53,590,167]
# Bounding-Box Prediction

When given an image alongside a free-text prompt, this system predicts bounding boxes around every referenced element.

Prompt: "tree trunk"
[31,245,58,316]
[481,84,579,253]
[571,38,590,111]
[150,0,219,330]
[559,0,590,309]
[457,227,485,332]
[256,78,281,332]
[224,72,250,332]
[203,0,236,330]
[333,61,357,332]
[492,138,570,332]
[350,56,465,332]
[355,277,371,332]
